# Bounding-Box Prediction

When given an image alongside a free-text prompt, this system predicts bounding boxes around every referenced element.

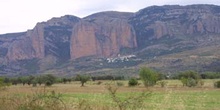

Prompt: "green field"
[0,79,220,110]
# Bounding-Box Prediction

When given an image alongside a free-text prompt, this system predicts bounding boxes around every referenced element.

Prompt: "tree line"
[0,68,220,88]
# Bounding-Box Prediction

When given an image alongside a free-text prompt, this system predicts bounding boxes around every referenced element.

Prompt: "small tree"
[0,77,10,90]
[36,76,44,86]
[214,80,220,88]
[43,74,56,86]
[32,79,37,87]
[76,75,90,87]
[27,75,35,86]
[178,70,201,87]
[128,78,138,86]
[157,80,167,87]
[19,77,28,86]
[62,78,68,84]
[10,78,18,85]
[139,67,158,87]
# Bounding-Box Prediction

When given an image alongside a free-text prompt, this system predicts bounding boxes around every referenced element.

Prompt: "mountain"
[0,4,220,76]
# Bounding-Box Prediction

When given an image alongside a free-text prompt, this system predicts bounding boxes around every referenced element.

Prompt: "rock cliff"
[129,5,220,47]
[0,5,220,75]
[70,12,137,59]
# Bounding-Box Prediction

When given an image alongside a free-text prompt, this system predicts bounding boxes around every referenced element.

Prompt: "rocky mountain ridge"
[0,4,220,75]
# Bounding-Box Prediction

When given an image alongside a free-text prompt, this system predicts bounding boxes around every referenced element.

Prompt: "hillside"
[0,4,220,76]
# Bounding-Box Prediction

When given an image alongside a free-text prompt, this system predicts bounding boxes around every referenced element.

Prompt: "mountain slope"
[0,4,220,76]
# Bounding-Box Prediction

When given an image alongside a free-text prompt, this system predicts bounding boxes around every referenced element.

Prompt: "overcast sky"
[0,0,220,34]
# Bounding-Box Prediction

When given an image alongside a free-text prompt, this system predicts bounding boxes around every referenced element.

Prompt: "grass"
[0,80,220,110]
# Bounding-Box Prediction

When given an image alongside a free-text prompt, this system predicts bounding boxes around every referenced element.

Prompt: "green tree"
[36,75,44,86]
[139,67,158,87]
[19,76,28,86]
[43,74,56,86]
[214,80,220,88]
[0,77,10,90]
[10,78,18,85]
[76,75,90,87]
[27,75,35,85]
[62,78,68,84]
[178,70,201,87]
[128,78,138,86]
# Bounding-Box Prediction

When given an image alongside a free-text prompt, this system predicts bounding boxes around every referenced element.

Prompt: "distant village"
[106,54,136,63]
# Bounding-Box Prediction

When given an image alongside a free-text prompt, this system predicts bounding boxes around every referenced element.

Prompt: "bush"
[179,71,201,87]
[116,82,124,87]
[198,80,205,87]
[139,67,158,87]
[32,80,37,87]
[0,90,66,110]
[186,78,197,87]
[214,80,220,88]
[97,81,102,85]
[0,77,10,90]
[45,81,53,86]
[157,80,167,87]
[128,78,138,86]
[106,85,151,110]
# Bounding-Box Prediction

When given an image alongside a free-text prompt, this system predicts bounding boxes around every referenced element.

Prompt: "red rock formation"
[5,23,45,61]
[29,23,45,58]
[70,12,137,59]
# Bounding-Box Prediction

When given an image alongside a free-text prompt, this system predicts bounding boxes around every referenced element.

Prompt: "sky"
[0,0,220,34]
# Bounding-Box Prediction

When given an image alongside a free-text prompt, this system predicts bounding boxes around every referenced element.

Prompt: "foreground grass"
[0,80,220,110]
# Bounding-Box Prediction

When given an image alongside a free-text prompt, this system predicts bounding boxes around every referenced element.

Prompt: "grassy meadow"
[0,79,220,110]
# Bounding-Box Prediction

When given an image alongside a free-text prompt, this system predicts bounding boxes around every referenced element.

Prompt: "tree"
[43,74,56,86]
[62,78,68,84]
[139,67,158,87]
[76,75,90,87]
[36,75,44,86]
[27,75,35,86]
[19,76,28,86]
[10,78,18,85]
[0,77,10,90]
[128,78,138,86]
[178,70,201,87]
[214,80,220,88]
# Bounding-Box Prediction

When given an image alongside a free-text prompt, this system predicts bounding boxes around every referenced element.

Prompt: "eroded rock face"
[130,5,220,47]
[70,12,137,59]
[1,5,220,75]
[2,15,80,62]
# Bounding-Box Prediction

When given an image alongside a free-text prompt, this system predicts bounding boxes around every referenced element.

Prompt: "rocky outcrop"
[70,12,137,59]
[3,15,80,62]
[129,5,220,47]
[1,5,220,75]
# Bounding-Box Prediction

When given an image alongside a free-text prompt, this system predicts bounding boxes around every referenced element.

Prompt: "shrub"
[0,77,10,90]
[45,81,53,86]
[179,71,201,87]
[106,85,151,110]
[186,78,197,87]
[0,89,66,110]
[32,80,37,87]
[157,80,167,87]
[198,80,205,87]
[97,81,102,85]
[116,82,124,87]
[128,78,138,86]
[214,80,220,88]
[181,77,187,86]
[139,67,158,87]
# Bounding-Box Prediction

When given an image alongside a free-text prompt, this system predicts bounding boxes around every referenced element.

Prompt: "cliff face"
[70,12,137,59]
[129,5,220,47]
[1,5,220,75]
[3,15,80,62]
